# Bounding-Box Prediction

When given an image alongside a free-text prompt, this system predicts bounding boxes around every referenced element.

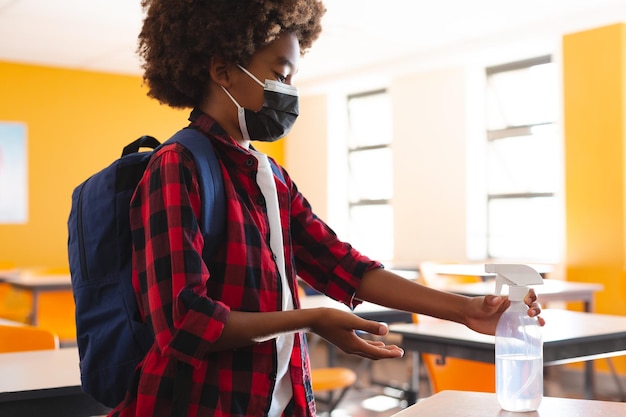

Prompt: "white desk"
[0,268,19,280]
[300,295,413,324]
[391,390,626,416]
[0,347,109,416]
[445,278,603,312]
[0,273,72,325]
[432,262,554,278]
[390,309,626,403]
[0,347,79,396]
[429,263,554,279]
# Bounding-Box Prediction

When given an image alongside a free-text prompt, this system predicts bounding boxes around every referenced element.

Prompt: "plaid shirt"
[109,110,381,417]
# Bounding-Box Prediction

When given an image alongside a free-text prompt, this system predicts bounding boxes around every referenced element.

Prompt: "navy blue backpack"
[67,127,226,408]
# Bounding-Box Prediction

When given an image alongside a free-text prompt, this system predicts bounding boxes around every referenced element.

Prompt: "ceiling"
[1,0,625,84]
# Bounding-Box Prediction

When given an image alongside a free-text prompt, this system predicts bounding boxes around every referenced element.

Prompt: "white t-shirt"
[250,150,295,417]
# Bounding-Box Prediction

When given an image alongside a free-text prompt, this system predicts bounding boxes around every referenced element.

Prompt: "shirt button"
[246,158,254,167]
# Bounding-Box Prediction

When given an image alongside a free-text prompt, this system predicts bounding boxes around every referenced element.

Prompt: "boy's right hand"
[309,308,404,360]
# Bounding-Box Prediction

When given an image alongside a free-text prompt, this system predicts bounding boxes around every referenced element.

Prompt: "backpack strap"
[122,135,161,157]
[159,129,289,417]
[164,128,226,259]
[159,128,225,417]
[270,160,286,185]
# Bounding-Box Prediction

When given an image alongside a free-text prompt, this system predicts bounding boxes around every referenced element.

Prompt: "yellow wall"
[0,61,283,269]
[563,23,626,373]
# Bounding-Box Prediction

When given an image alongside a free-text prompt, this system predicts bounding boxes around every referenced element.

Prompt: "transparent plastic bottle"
[495,286,543,412]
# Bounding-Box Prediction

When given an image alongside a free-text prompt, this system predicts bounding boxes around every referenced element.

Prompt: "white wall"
[286,70,475,265]
[287,16,624,267]
[391,68,470,265]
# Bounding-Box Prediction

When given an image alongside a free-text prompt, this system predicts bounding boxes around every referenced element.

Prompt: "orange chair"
[421,353,495,393]
[37,290,76,343]
[0,323,59,352]
[0,261,31,323]
[0,287,31,323]
[419,260,483,288]
[416,311,495,393]
[311,366,357,413]
[22,266,76,344]
[417,261,496,393]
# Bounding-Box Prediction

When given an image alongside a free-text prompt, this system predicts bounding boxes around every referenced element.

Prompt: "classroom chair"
[414,312,495,394]
[421,353,496,393]
[0,261,31,323]
[0,323,59,352]
[417,261,496,393]
[311,366,358,413]
[25,266,77,344]
[418,260,483,288]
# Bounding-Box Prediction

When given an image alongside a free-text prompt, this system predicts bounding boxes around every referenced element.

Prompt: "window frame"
[345,89,394,261]
[484,55,561,261]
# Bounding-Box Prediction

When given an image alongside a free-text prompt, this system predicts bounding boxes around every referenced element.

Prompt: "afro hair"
[138,0,326,108]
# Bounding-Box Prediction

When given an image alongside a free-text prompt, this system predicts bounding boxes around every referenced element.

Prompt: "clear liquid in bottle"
[496,354,543,412]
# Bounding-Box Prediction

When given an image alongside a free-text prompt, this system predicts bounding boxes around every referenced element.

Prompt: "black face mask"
[222,65,299,142]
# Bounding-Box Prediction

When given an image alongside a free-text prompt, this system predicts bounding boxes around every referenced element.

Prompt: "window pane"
[348,93,392,148]
[349,205,393,261]
[488,197,560,261]
[348,148,393,202]
[486,63,558,129]
[487,124,559,194]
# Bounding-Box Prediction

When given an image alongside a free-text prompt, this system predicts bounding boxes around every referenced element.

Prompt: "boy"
[111,1,543,416]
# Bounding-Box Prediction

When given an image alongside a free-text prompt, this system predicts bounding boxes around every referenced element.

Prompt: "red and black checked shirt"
[109,110,381,417]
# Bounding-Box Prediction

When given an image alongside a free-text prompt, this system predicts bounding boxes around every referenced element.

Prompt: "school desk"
[0,272,72,326]
[390,390,626,416]
[445,278,603,312]
[0,347,109,417]
[427,262,554,279]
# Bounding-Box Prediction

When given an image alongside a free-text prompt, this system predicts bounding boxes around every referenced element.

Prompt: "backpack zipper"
[76,182,89,281]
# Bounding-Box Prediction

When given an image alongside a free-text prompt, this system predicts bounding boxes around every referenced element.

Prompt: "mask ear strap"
[237,64,265,88]
[221,85,243,108]
[220,85,251,142]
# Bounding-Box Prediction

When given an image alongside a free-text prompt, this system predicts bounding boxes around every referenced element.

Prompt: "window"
[346,90,393,261]
[485,56,561,261]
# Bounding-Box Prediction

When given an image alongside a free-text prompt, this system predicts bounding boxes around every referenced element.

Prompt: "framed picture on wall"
[0,122,27,224]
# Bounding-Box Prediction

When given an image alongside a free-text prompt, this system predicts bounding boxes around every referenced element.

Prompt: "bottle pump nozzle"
[485,264,543,301]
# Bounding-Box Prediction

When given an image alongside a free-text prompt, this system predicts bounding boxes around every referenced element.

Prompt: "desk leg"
[583,298,595,400]
[584,361,595,400]
[405,351,420,405]
[29,291,39,326]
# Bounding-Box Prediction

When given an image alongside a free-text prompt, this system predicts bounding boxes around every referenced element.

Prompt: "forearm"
[355,268,472,325]
[207,308,320,352]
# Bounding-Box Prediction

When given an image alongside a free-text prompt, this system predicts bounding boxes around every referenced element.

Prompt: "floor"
[309,333,626,417]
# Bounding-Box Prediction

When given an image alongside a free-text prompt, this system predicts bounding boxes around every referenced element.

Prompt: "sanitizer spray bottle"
[486,264,544,412]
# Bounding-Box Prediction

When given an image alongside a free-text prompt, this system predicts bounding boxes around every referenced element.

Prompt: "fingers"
[483,295,509,313]
[485,295,504,306]
[535,315,546,327]
[524,288,545,326]
[344,319,404,359]
[527,302,545,326]
[355,318,390,337]
[524,288,538,304]
[355,340,404,360]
